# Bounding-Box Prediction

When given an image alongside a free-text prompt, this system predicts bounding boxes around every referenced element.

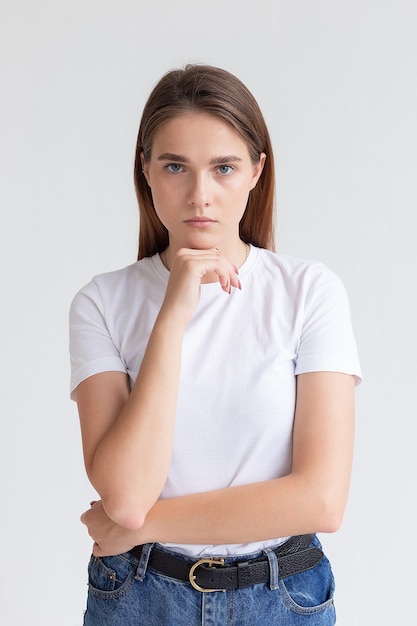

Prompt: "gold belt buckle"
[189,557,226,593]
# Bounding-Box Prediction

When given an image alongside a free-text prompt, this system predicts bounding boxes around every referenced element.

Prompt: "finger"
[212,249,242,290]
[173,248,241,294]
[188,247,237,293]
[212,257,241,293]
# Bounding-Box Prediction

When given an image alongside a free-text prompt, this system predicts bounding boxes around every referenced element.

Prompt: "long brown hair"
[134,65,276,260]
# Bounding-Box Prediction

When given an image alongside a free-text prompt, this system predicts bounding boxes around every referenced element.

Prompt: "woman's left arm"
[82,371,355,555]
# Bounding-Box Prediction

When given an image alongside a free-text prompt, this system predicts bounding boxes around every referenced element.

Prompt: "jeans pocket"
[87,553,137,599]
[278,552,336,616]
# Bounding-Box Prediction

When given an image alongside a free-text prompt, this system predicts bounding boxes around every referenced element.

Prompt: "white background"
[1,1,416,624]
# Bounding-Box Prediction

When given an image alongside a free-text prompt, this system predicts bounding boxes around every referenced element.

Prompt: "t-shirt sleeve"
[294,264,362,384]
[69,280,126,399]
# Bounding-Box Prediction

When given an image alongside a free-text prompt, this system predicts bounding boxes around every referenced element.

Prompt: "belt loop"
[263,547,280,591]
[134,543,154,581]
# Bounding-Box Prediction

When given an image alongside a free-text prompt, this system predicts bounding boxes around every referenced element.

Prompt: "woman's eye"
[166,163,184,173]
[217,165,233,175]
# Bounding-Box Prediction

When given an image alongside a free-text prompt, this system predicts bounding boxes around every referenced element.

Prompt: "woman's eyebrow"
[157,153,190,163]
[210,156,242,165]
[156,153,243,164]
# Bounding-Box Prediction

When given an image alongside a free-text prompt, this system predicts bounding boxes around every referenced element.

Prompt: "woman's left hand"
[81,501,142,556]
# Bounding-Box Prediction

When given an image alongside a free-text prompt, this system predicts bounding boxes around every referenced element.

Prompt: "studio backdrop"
[0,1,415,624]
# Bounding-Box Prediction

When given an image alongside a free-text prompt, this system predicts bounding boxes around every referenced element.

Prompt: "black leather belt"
[129,534,323,592]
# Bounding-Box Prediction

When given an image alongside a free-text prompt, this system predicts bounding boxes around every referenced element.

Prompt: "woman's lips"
[184,218,216,228]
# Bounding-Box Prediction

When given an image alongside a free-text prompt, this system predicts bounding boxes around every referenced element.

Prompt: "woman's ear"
[140,151,150,186]
[250,153,266,190]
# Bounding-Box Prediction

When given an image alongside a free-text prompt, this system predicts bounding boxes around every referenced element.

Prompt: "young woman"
[70,65,362,625]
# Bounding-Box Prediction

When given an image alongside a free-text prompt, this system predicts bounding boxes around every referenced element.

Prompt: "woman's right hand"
[160,247,241,327]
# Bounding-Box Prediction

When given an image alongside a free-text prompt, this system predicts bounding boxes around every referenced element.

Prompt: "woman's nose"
[187,173,212,208]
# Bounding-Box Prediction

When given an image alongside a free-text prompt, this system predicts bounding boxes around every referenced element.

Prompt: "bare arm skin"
[76,248,241,529]
[81,371,355,556]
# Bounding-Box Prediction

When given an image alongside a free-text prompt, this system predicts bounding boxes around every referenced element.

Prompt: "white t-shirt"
[69,245,362,556]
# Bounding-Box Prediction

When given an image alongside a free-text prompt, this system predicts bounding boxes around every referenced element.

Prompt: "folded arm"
[81,371,355,555]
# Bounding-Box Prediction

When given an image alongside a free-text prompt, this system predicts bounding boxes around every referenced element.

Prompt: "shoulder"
[70,256,160,316]
[253,247,346,296]
[92,256,156,292]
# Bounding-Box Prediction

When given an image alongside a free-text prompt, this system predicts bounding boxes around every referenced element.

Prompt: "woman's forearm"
[142,475,346,546]
[89,311,186,529]
[83,475,345,558]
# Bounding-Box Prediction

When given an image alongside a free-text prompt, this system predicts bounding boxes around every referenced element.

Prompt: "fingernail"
[238,279,242,290]
[233,265,239,274]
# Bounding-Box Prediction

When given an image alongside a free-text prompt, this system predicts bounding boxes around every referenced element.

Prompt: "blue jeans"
[83,535,336,625]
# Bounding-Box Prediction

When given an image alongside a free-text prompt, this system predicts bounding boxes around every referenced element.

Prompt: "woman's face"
[141,112,265,255]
